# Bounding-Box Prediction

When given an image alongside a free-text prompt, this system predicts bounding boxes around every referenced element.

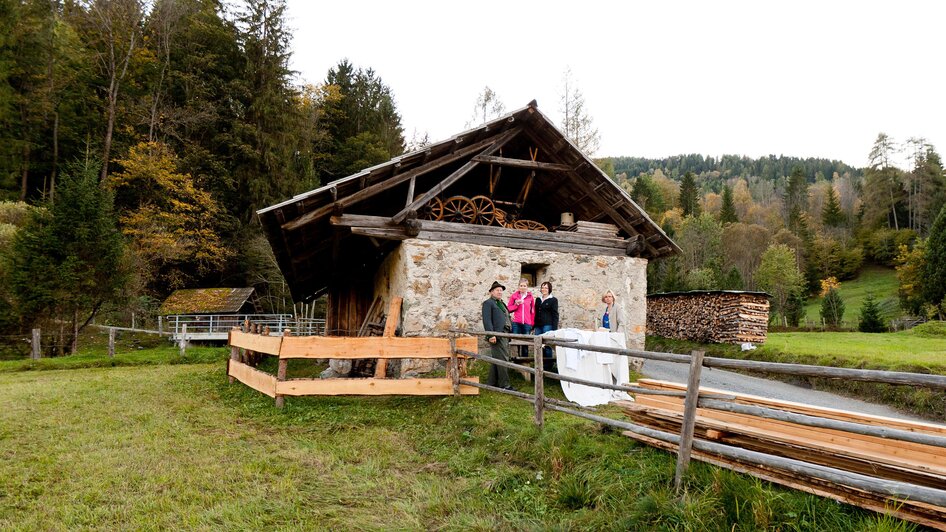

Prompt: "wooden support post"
[108,328,115,358]
[179,324,188,357]
[31,328,40,360]
[449,335,460,396]
[158,316,163,335]
[229,327,240,384]
[533,335,545,428]
[275,328,290,408]
[674,350,705,492]
[375,297,402,379]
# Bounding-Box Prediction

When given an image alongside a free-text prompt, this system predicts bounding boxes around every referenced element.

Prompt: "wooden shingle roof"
[258,101,679,301]
[159,288,255,315]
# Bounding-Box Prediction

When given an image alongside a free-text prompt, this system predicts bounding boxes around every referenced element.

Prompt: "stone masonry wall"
[372,239,648,375]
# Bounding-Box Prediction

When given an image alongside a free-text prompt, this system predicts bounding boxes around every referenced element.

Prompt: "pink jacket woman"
[507,290,535,327]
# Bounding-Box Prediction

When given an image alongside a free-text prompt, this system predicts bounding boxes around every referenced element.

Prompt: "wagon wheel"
[513,219,548,232]
[416,195,444,221]
[469,195,496,226]
[442,196,477,224]
[493,208,508,227]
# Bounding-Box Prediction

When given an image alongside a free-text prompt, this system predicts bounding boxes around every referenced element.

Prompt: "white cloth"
[546,328,632,407]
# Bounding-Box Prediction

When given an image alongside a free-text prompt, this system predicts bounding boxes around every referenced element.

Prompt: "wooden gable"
[258,101,680,301]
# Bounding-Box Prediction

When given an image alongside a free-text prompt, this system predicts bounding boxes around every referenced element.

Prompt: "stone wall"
[373,239,648,375]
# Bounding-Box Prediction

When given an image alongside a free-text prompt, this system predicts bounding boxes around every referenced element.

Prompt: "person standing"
[534,281,559,361]
[507,278,535,357]
[600,289,623,333]
[482,280,514,390]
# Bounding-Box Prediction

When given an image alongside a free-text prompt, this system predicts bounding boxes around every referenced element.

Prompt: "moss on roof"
[159,288,255,315]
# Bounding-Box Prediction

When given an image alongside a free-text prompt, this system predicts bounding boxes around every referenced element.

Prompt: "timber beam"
[471,155,572,172]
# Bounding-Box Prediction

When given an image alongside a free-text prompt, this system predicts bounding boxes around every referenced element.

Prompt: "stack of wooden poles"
[617,379,946,530]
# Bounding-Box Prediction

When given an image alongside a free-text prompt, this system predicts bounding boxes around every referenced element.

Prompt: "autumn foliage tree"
[108,141,228,292]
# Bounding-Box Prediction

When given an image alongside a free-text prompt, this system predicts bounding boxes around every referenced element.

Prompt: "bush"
[858,293,887,333]
[820,288,844,327]
[910,321,946,338]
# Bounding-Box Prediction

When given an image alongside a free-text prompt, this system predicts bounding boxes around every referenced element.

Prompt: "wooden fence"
[227,322,480,406]
[449,328,946,530]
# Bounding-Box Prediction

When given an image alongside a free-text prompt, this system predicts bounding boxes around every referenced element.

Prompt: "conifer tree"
[785,166,809,235]
[923,205,946,307]
[719,185,738,224]
[858,292,887,333]
[679,171,701,217]
[822,186,845,227]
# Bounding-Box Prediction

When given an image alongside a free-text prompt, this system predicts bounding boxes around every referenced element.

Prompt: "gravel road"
[640,359,927,422]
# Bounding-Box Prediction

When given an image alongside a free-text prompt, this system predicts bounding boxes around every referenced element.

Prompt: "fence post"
[533,335,545,428]
[449,335,460,396]
[108,328,116,358]
[158,315,163,336]
[674,349,705,492]
[275,328,290,408]
[179,323,188,356]
[31,328,41,360]
[229,327,239,384]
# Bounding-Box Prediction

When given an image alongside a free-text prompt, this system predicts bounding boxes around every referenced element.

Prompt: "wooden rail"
[453,327,946,527]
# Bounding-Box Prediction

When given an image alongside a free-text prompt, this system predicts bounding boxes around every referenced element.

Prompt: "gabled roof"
[258,101,680,301]
[159,288,255,315]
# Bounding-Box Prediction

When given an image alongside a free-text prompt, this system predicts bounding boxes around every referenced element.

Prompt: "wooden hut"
[646,290,770,344]
[257,100,680,375]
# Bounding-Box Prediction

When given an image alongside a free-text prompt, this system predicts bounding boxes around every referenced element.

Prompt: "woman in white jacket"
[600,289,622,333]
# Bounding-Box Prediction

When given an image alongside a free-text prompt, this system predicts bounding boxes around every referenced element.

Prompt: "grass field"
[0,352,912,530]
[802,266,901,324]
[764,330,946,370]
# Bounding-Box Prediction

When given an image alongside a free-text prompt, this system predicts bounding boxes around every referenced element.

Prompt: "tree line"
[0,0,404,354]
[604,134,946,327]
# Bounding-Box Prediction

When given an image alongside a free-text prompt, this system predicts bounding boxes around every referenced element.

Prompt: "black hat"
[489,281,505,292]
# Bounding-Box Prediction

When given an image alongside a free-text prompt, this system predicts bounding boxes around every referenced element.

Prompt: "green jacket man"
[482,280,513,390]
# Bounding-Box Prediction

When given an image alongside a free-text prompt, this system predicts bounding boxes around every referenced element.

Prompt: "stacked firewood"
[647,292,769,344]
[618,380,946,530]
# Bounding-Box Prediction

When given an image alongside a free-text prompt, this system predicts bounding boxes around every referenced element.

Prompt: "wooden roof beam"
[471,155,572,172]
[392,127,521,224]
[281,133,508,232]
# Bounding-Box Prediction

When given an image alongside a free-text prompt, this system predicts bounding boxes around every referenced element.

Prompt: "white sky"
[285,0,945,169]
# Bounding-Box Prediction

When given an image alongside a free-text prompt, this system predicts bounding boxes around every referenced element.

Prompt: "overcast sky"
[285,0,944,169]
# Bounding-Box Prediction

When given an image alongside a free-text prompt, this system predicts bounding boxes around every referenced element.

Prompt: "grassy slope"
[764,331,946,369]
[803,266,901,324]
[0,355,910,531]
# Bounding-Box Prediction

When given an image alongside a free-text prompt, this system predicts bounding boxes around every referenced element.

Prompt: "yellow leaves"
[112,141,230,275]
[819,277,840,297]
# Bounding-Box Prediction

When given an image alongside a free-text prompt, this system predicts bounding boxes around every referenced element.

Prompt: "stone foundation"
[373,239,648,376]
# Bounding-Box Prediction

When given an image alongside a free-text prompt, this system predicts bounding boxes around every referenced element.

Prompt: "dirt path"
[640,359,927,422]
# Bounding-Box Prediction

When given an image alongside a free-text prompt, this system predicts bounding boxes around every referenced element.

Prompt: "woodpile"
[618,379,946,530]
[647,291,769,344]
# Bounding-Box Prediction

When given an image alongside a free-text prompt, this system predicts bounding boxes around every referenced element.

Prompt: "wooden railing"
[449,328,946,525]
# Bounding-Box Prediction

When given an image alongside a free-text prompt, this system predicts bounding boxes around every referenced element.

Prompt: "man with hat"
[482,280,514,390]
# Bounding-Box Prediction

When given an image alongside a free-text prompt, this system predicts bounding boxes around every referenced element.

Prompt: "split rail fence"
[449,328,946,530]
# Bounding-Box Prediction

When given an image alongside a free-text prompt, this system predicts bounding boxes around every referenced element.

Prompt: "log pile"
[647,291,769,344]
[617,379,946,530]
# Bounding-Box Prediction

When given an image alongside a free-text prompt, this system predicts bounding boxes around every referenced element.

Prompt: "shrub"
[910,320,946,338]
[858,293,887,333]
[820,288,844,327]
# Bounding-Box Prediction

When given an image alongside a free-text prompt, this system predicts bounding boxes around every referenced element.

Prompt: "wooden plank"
[415,230,626,257]
[279,335,478,359]
[375,297,403,378]
[276,377,480,396]
[392,127,521,223]
[637,379,946,436]
[282,134,506,232]
[674,350,704,490]
[229,330,282,356]
[471,154,572,171]
[228,359,278,398]
[415,218,628,248]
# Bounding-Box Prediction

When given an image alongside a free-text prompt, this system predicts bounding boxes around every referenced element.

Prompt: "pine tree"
[679,171,701,217]
[719,185,738,224]
[785,165,809,235]
[821,185,845,227]
[858,293,887,333]
[923,205,946,307]
[559,67,599,156]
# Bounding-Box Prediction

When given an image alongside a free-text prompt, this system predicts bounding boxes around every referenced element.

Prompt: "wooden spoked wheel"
[513,219,548,232]
[469,195,496,226]
[493,208,508,227]
[416,196,444,221]
[442,196,477,223]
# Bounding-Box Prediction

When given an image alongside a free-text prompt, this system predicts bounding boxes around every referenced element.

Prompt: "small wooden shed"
[159,288,257,316]
[646,290,770,344]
